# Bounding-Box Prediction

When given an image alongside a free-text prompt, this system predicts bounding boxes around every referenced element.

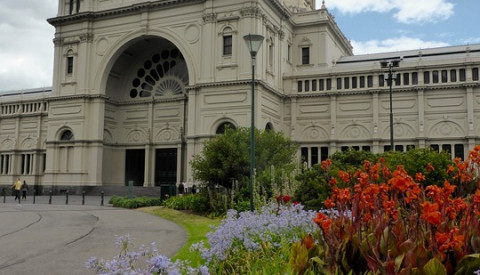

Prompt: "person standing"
[21,180,29,200]
[12,178,22,202]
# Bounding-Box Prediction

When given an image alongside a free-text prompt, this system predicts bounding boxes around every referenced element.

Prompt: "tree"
[190,127,298,200]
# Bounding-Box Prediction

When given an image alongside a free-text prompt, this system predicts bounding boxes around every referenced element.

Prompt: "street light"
[380,59,401,151]
[243,34,264,211]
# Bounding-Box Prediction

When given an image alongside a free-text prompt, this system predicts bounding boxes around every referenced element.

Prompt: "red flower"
[324,198,335,209]
[282,195,291,203]
[426,162,435,172]
[415,172,425,182]
[421,201,441,226]
[313,212,332,234]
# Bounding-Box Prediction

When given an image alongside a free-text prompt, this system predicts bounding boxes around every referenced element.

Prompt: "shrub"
[109,196,162,209]
[162,194,210,213]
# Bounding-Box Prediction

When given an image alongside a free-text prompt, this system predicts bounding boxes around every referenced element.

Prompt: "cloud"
[324,0,454,24]
[0,0,57,91]
[351,36,450,55]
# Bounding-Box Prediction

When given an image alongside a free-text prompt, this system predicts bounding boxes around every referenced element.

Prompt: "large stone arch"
[95,30,197,96]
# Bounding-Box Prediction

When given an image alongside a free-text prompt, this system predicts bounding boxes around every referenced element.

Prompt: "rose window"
[129,48,188,99]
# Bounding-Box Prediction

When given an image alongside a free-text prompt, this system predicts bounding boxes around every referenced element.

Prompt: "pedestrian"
[21,180,29,200]
[178,182,185,196]
[12,177,22,202]
[192,184,197,194]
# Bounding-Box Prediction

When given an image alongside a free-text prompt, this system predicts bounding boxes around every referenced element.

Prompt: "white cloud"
[321,0,454,24]
[0,0,57,92]
[351,36,450,54]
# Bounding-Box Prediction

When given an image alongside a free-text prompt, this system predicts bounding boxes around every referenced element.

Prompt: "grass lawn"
[138,207,221,264]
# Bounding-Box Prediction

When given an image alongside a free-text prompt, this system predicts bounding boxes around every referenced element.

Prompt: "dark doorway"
[155,148,177,186]
[125,149,145,186]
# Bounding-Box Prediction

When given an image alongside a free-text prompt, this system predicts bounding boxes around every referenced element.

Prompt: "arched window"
[60,130,74,141]
[216,122,236,134]
[222,27,233,56]
[265,123,273,131]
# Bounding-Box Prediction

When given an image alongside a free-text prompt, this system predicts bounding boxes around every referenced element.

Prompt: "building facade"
[0,0,479,191]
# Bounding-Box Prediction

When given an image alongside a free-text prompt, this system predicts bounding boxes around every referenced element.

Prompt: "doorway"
[155,148,177,186]
[125,149,145,186]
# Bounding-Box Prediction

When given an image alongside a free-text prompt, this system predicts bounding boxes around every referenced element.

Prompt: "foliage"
[162,194,210,214]
[294,164,329,210]
[109,195,162,209]
[380,148,453,188]
[295,146,480,274]
[190,127,298,207]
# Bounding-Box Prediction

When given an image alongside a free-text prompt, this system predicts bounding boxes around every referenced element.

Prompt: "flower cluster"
[86,235,209,275]
[194,202,317,263]
[308,147,480,274]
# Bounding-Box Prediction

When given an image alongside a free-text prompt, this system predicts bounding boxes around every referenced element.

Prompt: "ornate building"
[0,0,479,192]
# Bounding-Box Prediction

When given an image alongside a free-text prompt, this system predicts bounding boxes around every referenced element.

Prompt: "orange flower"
[324,198,335,209]
[421,201,442,226]
[321,159,332,171]
[313,212,332,233]
[426,162,435,172]
[415,172,425,182]
[338,171,350,183]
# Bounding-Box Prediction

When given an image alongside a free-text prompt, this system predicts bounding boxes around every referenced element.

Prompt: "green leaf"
[423,258,446,275]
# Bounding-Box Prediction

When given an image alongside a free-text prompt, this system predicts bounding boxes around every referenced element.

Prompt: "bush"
[109,196,162,209]
[162,194,210,213]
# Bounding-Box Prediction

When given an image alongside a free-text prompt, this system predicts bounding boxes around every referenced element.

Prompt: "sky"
[0,0,478,92]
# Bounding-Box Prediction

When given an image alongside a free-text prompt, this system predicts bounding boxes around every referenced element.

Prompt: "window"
[319,79,324,91]
[473,68,479,81]
[69,0,74,14]
[460,69,466,81]
[432,70,439,83]
[424,71,430,84]
[336,78,342,90]
[430,144,439,153]
[379,75,385,87]
[450,69,457,82]
[362,146,371,152]
[311,147,318,165]
[359,76,365,88]
[60,130,74,141]
[395,73,401,86]
[76,0,80,13]
[320,147,328,161]
[367,75,373,87]
[297,81,302,92]
[341,146,349,152]
[21,153,34,175]
[344,77,349,89]
[301,147,308,164]
[223,35,232,55]
[66,56,74,74]
[352,77,357,88]
[384,145,391,152]
[304,80,310,92]
[454,144,464,160]
[412,72,418,84]
[287,44,291,62]
[0,154,10,175]
[312,80,317,91]
[302,47,310,65]
[268,37,274,68]
[403,73,409,85]
[326,78,332,90]
[441,70,448,83]
[216,122,236,134]
[442,144,452,157]
[395,145,404,152]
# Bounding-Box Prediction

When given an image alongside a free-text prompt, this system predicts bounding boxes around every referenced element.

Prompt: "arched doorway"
[102,36,189,187]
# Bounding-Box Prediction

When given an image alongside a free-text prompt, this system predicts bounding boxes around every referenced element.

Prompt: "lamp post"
[380,59,401,151]
[243,34,264,212]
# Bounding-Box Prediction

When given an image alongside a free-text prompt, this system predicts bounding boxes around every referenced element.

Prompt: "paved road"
[0,197,187,275]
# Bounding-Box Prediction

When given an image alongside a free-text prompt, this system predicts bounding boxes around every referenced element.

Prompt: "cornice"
[48,0,205,26]
[185,80,286,99]
[47,94,109,102]
[106,95,187,106]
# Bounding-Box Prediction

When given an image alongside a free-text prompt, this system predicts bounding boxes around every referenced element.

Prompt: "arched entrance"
[102,35,189,187]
